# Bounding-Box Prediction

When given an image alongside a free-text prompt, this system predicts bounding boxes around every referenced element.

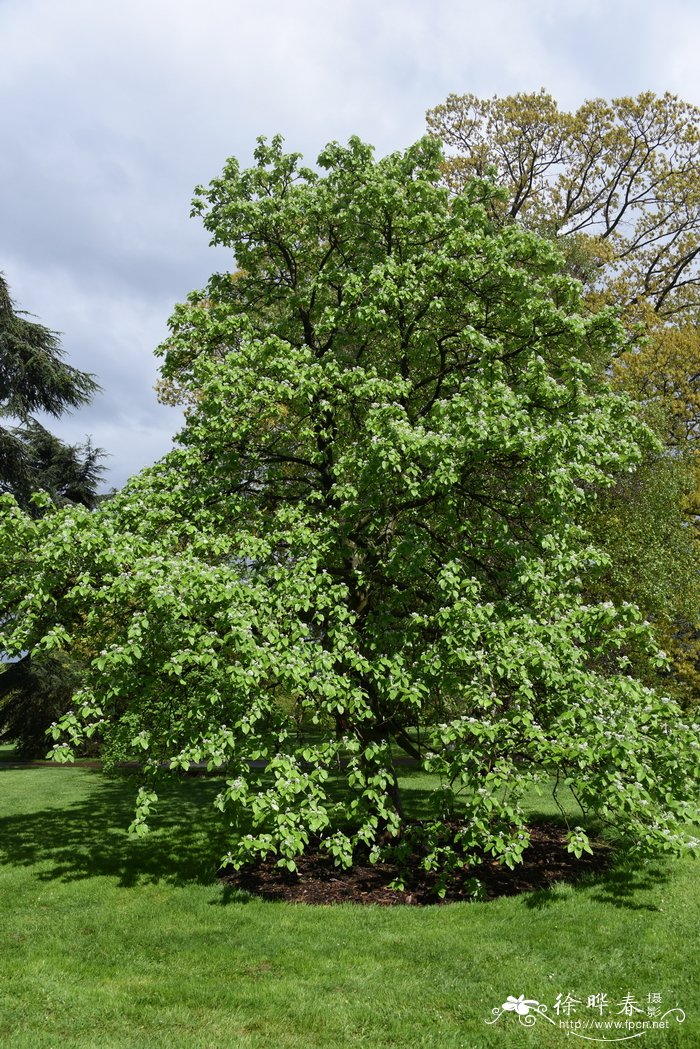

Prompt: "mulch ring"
[220,823,614,906]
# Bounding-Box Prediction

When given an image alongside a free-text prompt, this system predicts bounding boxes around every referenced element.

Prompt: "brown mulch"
[220,824,613,906]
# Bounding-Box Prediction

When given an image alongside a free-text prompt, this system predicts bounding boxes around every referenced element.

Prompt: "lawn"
[0,753,698,1048]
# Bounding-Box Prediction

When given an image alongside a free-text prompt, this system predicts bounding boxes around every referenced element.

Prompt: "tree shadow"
[0,767,676,911]
[583,864,672,911]
[0,771,233,888]
[0,765,441,895]
[521,857,671,912]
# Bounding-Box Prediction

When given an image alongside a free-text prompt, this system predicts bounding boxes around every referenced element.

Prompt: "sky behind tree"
[2,0,698,488]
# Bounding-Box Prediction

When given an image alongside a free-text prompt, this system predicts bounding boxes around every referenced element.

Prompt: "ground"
[225,823,613,905]
[1,747,698,1047]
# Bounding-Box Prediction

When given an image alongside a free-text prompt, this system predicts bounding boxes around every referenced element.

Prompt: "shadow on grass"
[584,865,671,911]
[0,766,674,910]
[0,766,444,894]
[519,844,671,913]
[520,869,669,912]
[0,771,236,889]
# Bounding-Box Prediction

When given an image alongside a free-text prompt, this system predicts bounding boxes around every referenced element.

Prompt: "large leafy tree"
[1,137,697,881]
[426,91,700,703]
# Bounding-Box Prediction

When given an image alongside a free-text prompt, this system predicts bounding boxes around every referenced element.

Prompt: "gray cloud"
[2,0,698,488]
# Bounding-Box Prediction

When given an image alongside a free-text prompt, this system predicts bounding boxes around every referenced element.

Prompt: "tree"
[426,91,700,704]
[610,320,700,497]
[0,651,84,759]
[0,273,104,510]
[2,419,106,514]
[425,91,700,323]
[1,136,697,883]
[0,274,105,755]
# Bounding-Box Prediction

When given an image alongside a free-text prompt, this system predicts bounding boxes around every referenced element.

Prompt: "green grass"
[0,765,698,1048]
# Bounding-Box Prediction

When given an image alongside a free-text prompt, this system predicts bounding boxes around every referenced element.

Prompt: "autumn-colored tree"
[426,91,700,323]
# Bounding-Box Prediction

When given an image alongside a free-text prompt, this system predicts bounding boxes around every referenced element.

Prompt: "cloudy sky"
[2,0,699,489]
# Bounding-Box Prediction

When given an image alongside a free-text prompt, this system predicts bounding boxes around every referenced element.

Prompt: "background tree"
[426,91,700,704]
[426,91,700,322]
[1,419,105,514]
[0,273,105,756]
[0,273,104,510]
[603,320,700,699]
[1,136,697,883]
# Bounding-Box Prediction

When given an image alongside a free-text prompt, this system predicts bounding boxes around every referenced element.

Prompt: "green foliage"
[0,651,86,759]
[585,447,700,700]
[0,136,698,880]
[0,273,97,418]
[3,418,106,514]
[426,91,700,705]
